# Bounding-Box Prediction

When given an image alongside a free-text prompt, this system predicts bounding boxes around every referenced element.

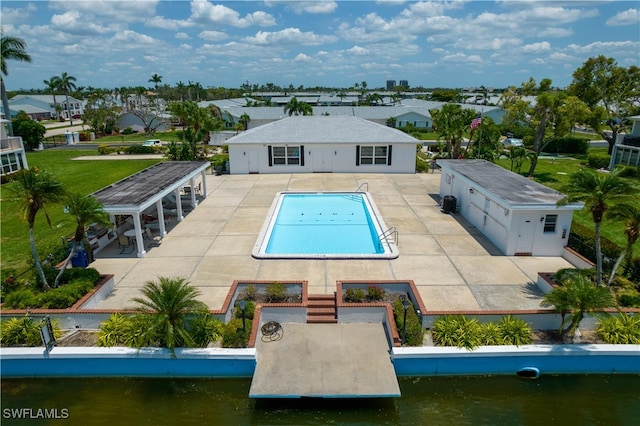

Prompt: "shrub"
[126,145,155,154]
[266,282,287,302]
[97,313,131,347]
[221,318,248,348]
[587,153,611,169]
[234,300,255,320]
[3,289,37,309]
[188,314,224,347]
[98,314,159,348]
[431,315,483,350]
[0,316,61,346]
[97,144,117,155]
[122,127,134,135]
[480,322,501,346]
[242,284,257,301]
[37,280,95,309]
[367,286,385,301]
[618,166,640,179]
[597,313,640,344]
[344,287,366,303]
[617,292,640,308]
[496,315,532,346]
[393,299,424,346]
[543,137,589,154]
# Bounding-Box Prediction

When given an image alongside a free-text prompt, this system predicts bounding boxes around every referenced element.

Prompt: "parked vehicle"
[502,138,524,148]
[142,139,162,147]
[71,114,82,120]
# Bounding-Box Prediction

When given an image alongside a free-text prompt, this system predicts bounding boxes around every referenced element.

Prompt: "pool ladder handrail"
[355,182,368,193]
[378,227,398,248]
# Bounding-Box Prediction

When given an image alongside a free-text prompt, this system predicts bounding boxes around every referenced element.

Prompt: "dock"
[249,323,400,398]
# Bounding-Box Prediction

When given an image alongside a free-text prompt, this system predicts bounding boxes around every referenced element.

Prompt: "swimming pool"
[252,192,398,259]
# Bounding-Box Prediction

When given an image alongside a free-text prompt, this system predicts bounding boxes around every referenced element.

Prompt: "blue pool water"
[255,193,396,258]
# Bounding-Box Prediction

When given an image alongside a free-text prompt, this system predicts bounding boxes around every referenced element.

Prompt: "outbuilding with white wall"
[226,115,418,174]
[437,159,583,256]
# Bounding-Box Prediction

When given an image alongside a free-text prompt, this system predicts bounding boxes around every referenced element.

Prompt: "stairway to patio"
[306,293,337,323]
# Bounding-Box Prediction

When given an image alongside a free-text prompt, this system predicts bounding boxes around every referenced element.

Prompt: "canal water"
[2,375,638,425]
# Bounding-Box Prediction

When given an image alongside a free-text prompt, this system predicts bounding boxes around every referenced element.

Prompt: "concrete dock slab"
[249,323,400,398]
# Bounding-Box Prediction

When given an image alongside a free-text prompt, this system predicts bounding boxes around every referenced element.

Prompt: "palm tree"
[148,73,162,91]
[559,167,634,285]
[284,97,312,116]
[57,72,77,126]
[542,275,615,339]
[131,277,208,353]
[1,32,32,136]
[43,76,61,120]
[239,113,251,130]
[606,203,640,285]
[54,193,111,287]
[8,168,66,291]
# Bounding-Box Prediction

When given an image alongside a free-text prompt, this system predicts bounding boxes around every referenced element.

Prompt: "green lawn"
[496,149,639,250]
[1,150,161,272]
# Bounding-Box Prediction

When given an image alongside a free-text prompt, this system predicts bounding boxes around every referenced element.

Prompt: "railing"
[355,182,368,192]
[378,227,398,249]
[0,137,24,151]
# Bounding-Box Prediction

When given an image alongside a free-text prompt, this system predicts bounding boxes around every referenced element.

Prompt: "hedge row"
[543,137,590,154]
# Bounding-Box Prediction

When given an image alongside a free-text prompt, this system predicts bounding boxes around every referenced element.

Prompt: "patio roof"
[92,161,209,215]
[91,161,210,258]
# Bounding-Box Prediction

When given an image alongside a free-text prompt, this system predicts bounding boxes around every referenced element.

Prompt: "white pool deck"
[91,173,574,312]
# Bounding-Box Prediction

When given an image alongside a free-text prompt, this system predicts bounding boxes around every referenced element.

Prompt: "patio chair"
[144,228,161,247]
[117,235,134,254]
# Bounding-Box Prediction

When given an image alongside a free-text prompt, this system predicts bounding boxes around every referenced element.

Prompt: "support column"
[132,214,147,258]
[156,200,167,237]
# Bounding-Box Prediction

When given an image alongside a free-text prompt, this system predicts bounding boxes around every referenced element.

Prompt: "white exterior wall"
[229,143,416,174]
[439,167,573,256]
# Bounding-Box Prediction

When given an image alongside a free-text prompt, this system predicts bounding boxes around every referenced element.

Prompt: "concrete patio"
[91,172,574,312]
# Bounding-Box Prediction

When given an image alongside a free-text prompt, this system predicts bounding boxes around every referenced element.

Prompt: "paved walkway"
[91,173,573,312]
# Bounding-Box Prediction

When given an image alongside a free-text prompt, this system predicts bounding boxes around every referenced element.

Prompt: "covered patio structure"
[92,161,210,257]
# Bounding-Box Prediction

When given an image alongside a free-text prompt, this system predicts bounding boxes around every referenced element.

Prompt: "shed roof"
[225,115,419,145]
[438,159,583,208]
[91,161,209,213]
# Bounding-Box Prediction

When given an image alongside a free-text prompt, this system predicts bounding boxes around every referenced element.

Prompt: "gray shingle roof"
[226,115,420,145]
[438,159,582,208]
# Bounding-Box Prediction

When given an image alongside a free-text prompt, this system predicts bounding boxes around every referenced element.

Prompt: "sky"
[2,0,639,92]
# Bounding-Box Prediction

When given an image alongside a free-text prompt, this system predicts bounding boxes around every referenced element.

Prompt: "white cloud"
[245,28,337,46]
[51,11,116,35]
[606,8,640,26]
[175,32,190,40]
[49,0,159,23]
[199,30,228,41]
[146,16,194,31]
[538,27,573,38]
[294,53,312,62]
[522,41,551,53]
[567,40,640,54]
[0,3,37,24]
[347,45,369,55]
[190,0,275,28]
[265,1,338,15]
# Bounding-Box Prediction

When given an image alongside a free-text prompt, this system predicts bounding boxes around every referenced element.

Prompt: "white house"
[9,94,84,120]
[227,115,419,174]
[1,119,29,177]
[609,115,640,169]
[437,159,583,256]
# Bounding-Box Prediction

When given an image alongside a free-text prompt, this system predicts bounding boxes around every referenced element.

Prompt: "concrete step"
[307,316,338,324]
[307,293,337,323]
[307,307,336,315]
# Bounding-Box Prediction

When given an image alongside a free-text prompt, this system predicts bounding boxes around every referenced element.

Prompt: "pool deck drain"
[249,323,400,398]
